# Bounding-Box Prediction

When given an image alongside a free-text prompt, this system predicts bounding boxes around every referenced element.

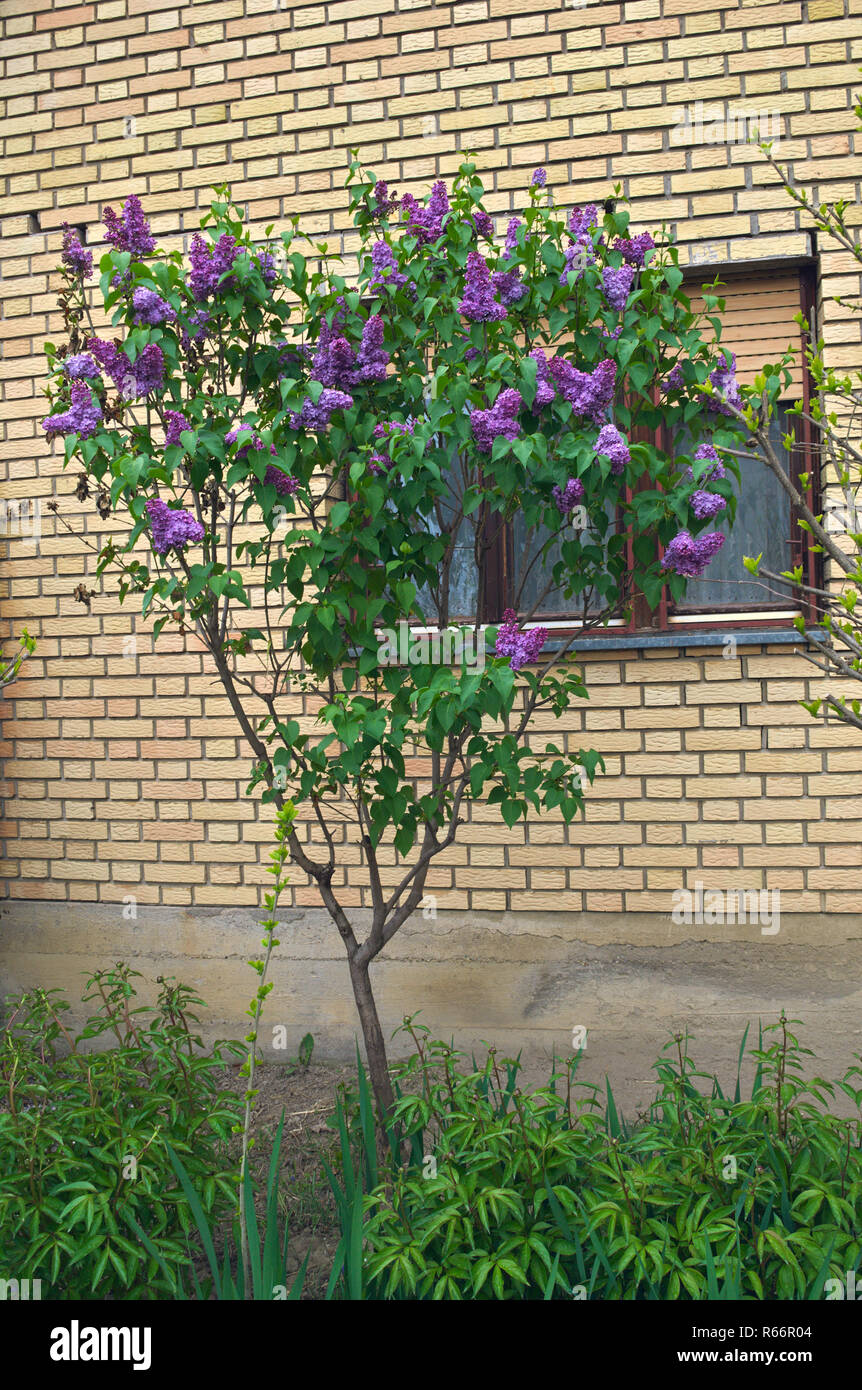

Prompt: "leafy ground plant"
[0,964,243,1298]
[353,1016,862,1300]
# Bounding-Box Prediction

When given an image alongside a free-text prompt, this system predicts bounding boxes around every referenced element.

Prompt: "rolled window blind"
[687,272,805,391]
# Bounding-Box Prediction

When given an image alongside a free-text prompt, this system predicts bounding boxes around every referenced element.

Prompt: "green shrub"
[358,1016,862,1300]
[0,964,243,1299]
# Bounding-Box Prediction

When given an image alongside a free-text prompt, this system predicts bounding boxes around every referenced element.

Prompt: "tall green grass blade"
[734,1164,757,1223]
[326,1234,347,1300]
[125,1213,186,1299]
[263,1125,290,1294]
[243,1165,263,1296]
[807,1238,837,1300]
[355,1042,378,1191]
[758,1198,775,1232]
[763,1133,795,1232]
[542,1176,587,1284]
[752,1020,764,1097]
[335,1094,356,1207]
[266,1112,285,1209]
[166,1142,222,1289]
[321,1151,348,1226]
[346,1178,365,1301]
[583,1222,619,1294]
[704,1237,720,1300]
[605,1076,621,1138]
[543,1252,561,1300]
[288,1250,310,1301]
[734,1022,751,1104]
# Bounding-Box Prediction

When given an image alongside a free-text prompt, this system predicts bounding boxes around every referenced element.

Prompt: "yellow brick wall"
[1,0,861,919]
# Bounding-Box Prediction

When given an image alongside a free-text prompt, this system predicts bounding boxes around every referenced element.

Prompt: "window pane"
[511,497,619,618]
[674,408,796,610]
[415,446,479,624]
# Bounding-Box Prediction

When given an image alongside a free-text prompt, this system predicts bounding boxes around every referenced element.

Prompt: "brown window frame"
[473,262,821,639]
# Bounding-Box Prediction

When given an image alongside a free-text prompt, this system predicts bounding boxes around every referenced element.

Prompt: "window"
[415,265,817,637]
[665,267,818,629]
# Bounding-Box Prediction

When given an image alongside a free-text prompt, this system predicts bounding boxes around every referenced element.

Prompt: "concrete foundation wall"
[3,900,861,1117]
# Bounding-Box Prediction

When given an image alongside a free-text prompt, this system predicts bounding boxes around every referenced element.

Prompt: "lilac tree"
[41,160,747,1119]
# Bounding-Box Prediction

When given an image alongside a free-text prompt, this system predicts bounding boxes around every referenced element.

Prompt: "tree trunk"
[348,953,396,1123]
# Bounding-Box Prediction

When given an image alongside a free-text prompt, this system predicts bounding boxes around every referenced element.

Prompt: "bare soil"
[214,1057,358,1299]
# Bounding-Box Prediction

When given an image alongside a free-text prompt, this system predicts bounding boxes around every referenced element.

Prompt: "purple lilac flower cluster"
[311,322,351,385]
[371,180,398,220]
[131,344,165,396]
[264,465,299,496]
[225,423,276,457]
[690,490,726,520]
[132,287,176,326]
[470,388,522,453]
[400,181,450,245]
[529,348,556,410]
[594,422,630,475]
[103,195,156,258]
[41,381,103,440]
[504,218,525,258]
[180,309,212,352]
[60,223,93,279]
[602,264,635,311]
[63,353,98,379]
[471,211,494,238]
[257,251,277,287]
[189,233,239,300]
[552,477,585,514]
[289,388,354,432]
[663,363,685,393]
[568,205,599,241]
[683,441,727,520]
[274,338,311,372]
[662,529,725,578]
[459,252,506,323]
[355,316,389,382]
[87,338,165,397]
[559,241,594,285]
[368,419,415,474]
[494,608,548,671]
[548,357,616,422]
[368,240,409,292]
[614,232,655,267]
[684,441,726,484]
[490,269,527,307]
[559,204,600,288]
[146,498,204,555]
[311,316,389,387]
[86,338,127,390]
[164,411,190,448]
[701,353,742,416]
[531,168,547,188]
[373,419,414,445]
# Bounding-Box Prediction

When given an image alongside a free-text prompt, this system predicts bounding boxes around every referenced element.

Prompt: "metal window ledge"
[554,627,820,652]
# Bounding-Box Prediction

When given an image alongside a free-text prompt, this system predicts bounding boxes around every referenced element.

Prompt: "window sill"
[549,626,820,652]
